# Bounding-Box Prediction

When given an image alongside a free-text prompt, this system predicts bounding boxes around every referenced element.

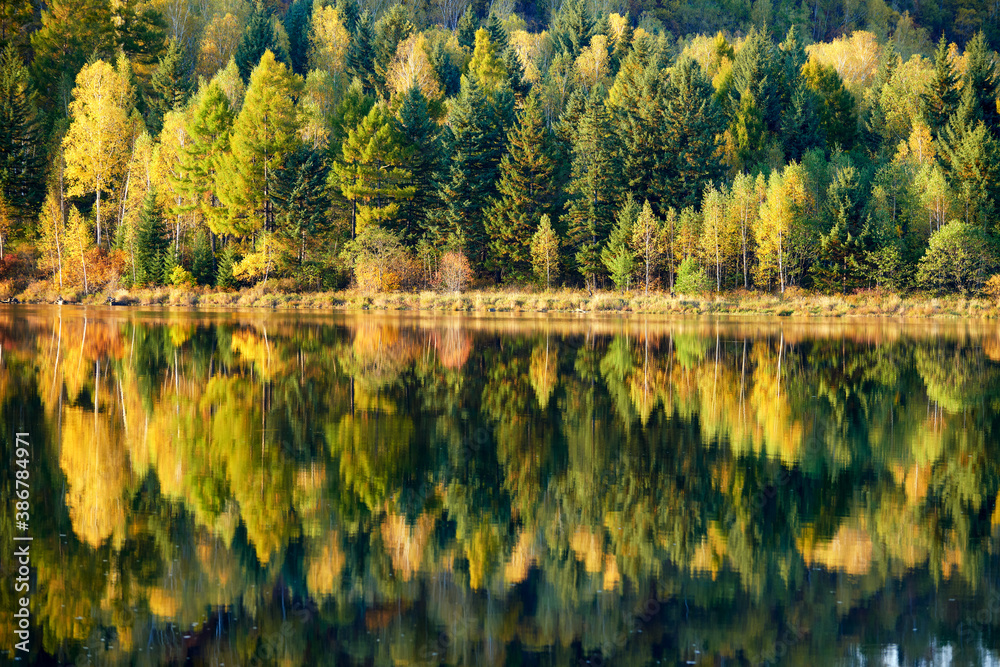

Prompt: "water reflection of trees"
[3,308,1000,665]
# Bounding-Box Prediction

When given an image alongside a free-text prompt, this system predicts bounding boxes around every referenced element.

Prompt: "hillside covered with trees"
[2,0,1000,297]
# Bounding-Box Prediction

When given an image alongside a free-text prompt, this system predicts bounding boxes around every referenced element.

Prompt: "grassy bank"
[10,280,1000,319]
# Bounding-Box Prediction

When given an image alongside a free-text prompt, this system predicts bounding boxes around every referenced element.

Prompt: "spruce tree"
[550,0,595,59]
[564,90,624,288]
[346,12,377,93]
[273,144,330,264]
[441,73,508,266]
[191,228,215,285]
[216,242,238,288]
[336,0,359,33]
[136,190,169,286]
[456,9,477,51]
[662,58,725,211]
[397,86,443,244]
[485,92,561,280]
[284,0,313,75]
[146,38,192,135]
[0,45,45,226]
[373,5,414,97]
[962,31,999,131]
[728,27,781,134]
[601,193,638,291]
[234,1,285,80]
[922,35,961,137]
[781,84,824,161]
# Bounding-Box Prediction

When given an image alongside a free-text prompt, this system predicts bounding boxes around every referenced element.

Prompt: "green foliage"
[674,256,710,295]
[485,92,561,281]
[146,38,192,135]
[191,228,215,286]
[216,242,239,289]
[601,194,638,290]
[531,213,560,288]
[921,35,961,136]
[0,45,45,225]
[136,191,169,285]
[396,85,443,243]
[235,1,286,80]
[917,220,997,294]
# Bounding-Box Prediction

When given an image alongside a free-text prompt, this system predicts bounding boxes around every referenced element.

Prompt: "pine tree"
[550,0,595,59]
[136,190,169,285]
[728,27,781,134]
[336,0,360,33]
[191,227,215,285]
[216,242,238,288]
[564,91,624,288]
[346,12,377,93]
[921,35,960,137]
[146,38,192,135]
[284,0,313,75]
[531,213,560,288]
[456,9,477,52]
[397,86,443,244]
[609,46,669,212]
[0,45,45,227]
[662,58,725,211]
[441,73,508,266]
[273,144,330,265]
[802,60,857,150]
[781,83,824,161]
[234,1,285,80]
[948,123,1000,229]
[485,92,561,280]
[373,5,414,98]
[601,193,637,290]
[216,51,303,237]
[962,31,999,131]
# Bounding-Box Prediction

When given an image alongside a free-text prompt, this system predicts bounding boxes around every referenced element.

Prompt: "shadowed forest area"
[2,0,1000,300]
[3,309,1000,664]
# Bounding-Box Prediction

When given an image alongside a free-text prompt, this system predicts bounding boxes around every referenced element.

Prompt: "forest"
[1,0,1000,297]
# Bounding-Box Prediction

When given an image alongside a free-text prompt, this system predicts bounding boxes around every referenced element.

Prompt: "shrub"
[985,274,1000,301]
[674,257,710,295]
[917,221,997,295]
[436,251,472,293]
[345,225,407,294]
[169,265,196,287]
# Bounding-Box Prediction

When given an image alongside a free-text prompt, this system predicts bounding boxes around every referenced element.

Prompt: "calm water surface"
[2,306,1000,666]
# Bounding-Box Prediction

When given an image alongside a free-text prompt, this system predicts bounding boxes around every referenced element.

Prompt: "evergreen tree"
[456,9,477,51]
[662,58,725,211]
[346,12,377,93]
[234,1,285,80]
[601,193,637,290]
[373,5,414,97]
[273,144,330,265]
[397,86,443,244]
[191,227,215,285]
[921,35,960,137]
[550,0,595,59]
[146,38,192,135]
[860,37,899,151]
[336,0,359,33]
[962,31,999,131]
[441,73,508,266]
[216,242,238,288]
[428,37,461,97]
[564,91,624,288]
[802,60,857,150]
[284,0,313,75]
[948,122,1000,229]
[485,92,561,280]
[728,27,781,134]
[0,45,45,226]
[136,190,169,285]
[781,83,824,161]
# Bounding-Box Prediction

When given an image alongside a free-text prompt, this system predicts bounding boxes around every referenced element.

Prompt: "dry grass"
[11,280,1000,319]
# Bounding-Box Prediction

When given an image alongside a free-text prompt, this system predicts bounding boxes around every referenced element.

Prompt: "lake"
[2,306,1000,666]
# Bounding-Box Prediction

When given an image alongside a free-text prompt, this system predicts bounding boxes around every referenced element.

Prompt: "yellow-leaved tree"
[63,59,135,249]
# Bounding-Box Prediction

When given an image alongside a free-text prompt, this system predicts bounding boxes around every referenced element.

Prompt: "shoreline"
[8,282,1000,319]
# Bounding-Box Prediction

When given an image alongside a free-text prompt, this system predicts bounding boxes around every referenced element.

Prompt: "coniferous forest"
[2,0,1000,298]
